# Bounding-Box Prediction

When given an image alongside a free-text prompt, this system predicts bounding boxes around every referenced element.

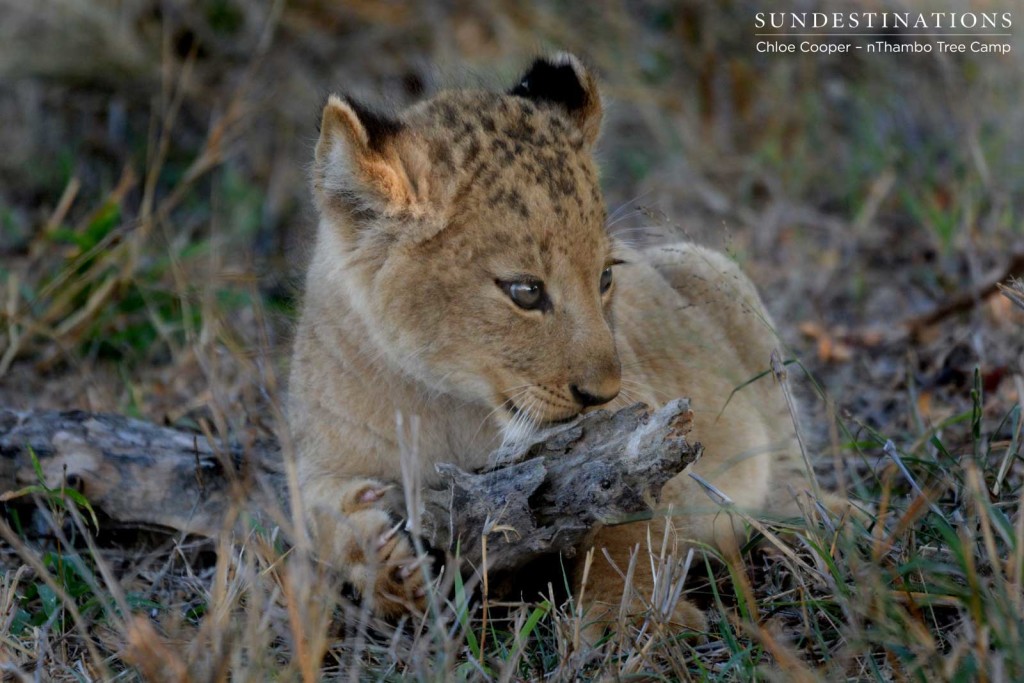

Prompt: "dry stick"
[611,545,641,640]
[992,377,1023,496]
[479,532,490,667]
[572,547,595,655]
[998,278,1024,312]
[0,272,21,377]
[138,40,196,246]
[825,396,848,501]
[281,567,318,683]
[965,463,1003,600]
[1012,482,1024,616]
[688,473,821,579]
[43,177,82,237]
[883,440,947,523]
[957,501,990,683]
[841,252,1024,348]
[902,250,1024,340]
[0,174,80,370]
[1012,374,1024,618]
[770,349,821,500]
[852,169,897,233]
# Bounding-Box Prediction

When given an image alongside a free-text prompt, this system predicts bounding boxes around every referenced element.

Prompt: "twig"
[841,250,1024,348]
[998,277,1024,313]
[771,349,821,499]
[903,250,1024,339]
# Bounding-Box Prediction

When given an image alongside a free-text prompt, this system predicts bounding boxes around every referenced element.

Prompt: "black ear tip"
[509,55,589,112]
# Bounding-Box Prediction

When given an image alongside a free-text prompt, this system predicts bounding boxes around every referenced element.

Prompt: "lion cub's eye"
[499,279,548,311]
[600,267,614,294]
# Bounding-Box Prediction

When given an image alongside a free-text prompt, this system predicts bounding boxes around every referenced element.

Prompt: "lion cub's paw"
[320,480,429,619]
[346,509,428,618]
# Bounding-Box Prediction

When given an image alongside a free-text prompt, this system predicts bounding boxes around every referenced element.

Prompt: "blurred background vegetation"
[0,0,1021,434]
[1,0,1023,679]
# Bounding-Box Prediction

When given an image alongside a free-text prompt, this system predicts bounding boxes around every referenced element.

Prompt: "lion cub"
[289,54,817,631]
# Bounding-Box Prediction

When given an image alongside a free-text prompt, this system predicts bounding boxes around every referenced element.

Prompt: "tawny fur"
[289,54,817,629]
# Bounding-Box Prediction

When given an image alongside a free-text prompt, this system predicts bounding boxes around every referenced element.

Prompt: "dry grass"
[1,0,1023,680]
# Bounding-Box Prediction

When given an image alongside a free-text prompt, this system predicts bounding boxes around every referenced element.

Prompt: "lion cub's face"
[311,55,621,435]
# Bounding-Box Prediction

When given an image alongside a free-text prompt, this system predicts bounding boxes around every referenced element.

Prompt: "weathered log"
[0,409,276,536]
[0,400,700,574]
[423,400,700,574]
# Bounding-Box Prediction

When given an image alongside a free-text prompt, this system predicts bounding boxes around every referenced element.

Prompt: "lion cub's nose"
[570,380,620,408]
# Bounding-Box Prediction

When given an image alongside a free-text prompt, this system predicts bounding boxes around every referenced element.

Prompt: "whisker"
[619,378,674,406]
[500,394,533,450]
[469,384,536,445]
[616,387,642,404]
[610,386,641,411]
[609,225,666,238]
[470,402,509,443]
[525,395,541,435]
[606,189,657,223]
[605,209,645,231]
[610,235,645,251]
[499,382,535,396]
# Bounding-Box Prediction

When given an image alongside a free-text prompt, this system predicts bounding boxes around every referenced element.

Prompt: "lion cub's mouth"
[501,396,580,427]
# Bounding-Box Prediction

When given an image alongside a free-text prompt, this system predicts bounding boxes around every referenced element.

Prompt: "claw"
[400,554,430,579]
[377,519,405,550]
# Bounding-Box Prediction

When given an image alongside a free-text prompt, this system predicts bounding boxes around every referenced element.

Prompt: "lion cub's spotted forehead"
[409,91,608,265]
[312,54,608,270]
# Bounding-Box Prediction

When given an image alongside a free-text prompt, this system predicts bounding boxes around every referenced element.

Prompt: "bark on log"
[0,409,275,536]
[0,400,700,573]
[423,400,700,574]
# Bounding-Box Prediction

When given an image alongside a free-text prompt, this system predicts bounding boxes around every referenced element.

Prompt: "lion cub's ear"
[509,53,602,146]
[313,95,433,225]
